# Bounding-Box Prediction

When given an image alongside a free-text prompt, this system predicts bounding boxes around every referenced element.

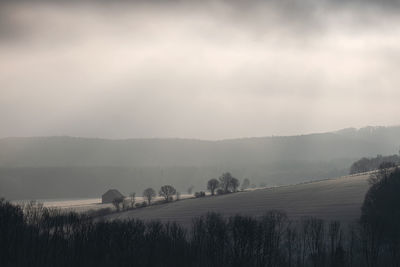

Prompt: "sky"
[0,0,399,140]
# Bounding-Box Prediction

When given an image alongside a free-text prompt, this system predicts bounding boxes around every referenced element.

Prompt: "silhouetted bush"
[135,202,148,208]
[216,189,225,195]
[194,191,206,198]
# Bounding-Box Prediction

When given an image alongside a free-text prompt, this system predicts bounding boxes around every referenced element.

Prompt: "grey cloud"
[0,0,399,139]
[1,0,400,42]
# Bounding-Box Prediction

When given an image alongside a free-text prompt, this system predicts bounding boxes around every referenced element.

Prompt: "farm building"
[102,189,125,204]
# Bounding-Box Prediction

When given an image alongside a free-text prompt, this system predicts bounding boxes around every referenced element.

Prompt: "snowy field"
[12,194,195,213]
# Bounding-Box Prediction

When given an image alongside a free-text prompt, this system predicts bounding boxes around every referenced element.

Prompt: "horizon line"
[0,125,398,142]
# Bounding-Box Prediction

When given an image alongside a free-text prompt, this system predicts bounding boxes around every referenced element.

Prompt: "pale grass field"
[103,173,370,227]
[12,173,370,226]
[13,194,196,213]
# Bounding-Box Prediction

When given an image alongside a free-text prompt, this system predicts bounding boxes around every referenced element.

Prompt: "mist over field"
[0,126,399,199]
[1,0,399,199]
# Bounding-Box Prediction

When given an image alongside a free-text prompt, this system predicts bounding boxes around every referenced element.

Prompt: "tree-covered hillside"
[1,126,399,199]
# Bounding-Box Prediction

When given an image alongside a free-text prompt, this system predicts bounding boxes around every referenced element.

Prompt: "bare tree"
[218,172,240,193]
[231,177,240,192]
[207,178,220,195]
[143,188,156,204]
[129,192,136,208]
[285,225,297,267]
[112,197,124,212]
[219,172,234,193]
[159,185,176,202]
[187,185,194,195]
[306,217,326,267]
[328,221,345,266]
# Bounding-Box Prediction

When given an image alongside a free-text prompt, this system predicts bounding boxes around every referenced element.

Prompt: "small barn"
[102,189,125,204]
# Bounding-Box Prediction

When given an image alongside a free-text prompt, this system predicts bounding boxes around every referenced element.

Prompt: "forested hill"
[0,126,399,199]
[1,126,399,168]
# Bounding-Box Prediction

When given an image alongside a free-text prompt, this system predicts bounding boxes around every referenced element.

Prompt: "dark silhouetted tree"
[328,221,345,267]
[187,185,194,195]
[219,172,233,193]
[129,192,136,208]
[143,187,156,204]
[112,197,124,211]
[3,196,400,267]
[219,172,240,193]
[159,185,176,202]
[207,179,219,195]
[230,177,240,192]
[361,167,400,266]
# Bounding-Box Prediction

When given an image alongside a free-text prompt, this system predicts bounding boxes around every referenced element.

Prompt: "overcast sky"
[0,0,399,140]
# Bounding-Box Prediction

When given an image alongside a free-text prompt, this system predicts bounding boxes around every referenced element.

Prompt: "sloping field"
[105,173,370,226]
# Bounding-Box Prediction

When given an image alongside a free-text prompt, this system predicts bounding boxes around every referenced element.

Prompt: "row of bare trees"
[110,185,179,211]
[142,185,177,204]
[207,172,251,195]
[116,172,250,211]
[2,198,399,267]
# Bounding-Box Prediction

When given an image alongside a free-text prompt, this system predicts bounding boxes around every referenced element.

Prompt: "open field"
[104,173,370,226]
[12,194,195,213]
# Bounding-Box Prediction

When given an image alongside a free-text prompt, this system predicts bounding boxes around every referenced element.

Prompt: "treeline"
[0,202,397,266]
[349,154,400,174]
[113,173,249,212]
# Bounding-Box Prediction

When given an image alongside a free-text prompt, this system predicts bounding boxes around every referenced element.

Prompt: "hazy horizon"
[1,124,399,141]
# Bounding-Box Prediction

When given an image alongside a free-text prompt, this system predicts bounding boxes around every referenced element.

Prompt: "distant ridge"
[1,125,399,167]
[0,125,399,199]
[2,125,398,142]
